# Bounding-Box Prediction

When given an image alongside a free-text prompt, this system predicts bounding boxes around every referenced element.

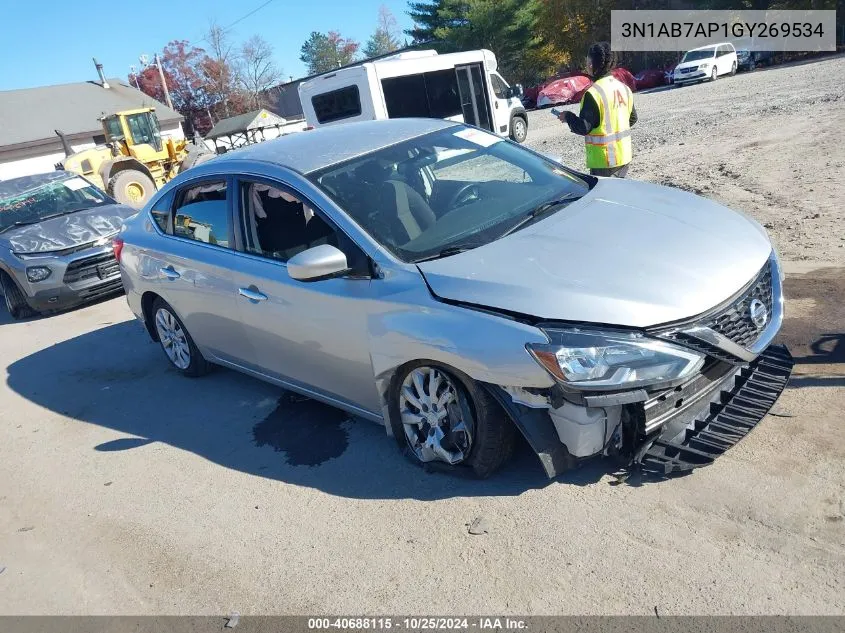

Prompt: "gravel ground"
[0,56,843,617]
[525,54,845,265]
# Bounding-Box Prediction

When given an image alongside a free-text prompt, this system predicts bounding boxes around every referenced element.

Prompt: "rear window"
[311,86,362,123]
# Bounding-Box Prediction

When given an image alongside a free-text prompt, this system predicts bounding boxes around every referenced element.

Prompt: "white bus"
[298,49,529,143]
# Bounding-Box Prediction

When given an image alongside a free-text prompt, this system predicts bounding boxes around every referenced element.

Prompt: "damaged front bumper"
[485,344,793,479]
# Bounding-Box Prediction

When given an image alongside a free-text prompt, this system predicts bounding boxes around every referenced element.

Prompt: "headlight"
[698,63,710,69]
[26,266,52,282]
[526,329,704,390]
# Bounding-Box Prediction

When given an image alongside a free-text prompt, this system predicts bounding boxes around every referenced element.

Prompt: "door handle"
[238,287,268,302]
[160,266,180,280]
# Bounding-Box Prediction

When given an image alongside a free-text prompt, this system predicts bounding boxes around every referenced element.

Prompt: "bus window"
[311,86,362,123]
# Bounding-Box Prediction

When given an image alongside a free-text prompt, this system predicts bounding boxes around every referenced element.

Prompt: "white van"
[298,49,529,143]
[673,43,738,85]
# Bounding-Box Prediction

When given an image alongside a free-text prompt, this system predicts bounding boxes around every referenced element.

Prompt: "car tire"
[711,67,718,81]
[509,116,528,143]
[388,361,516,478]
[730,62,737,76]
[151,297,211,377]
[108,170,156,209]
[0,271,36,320]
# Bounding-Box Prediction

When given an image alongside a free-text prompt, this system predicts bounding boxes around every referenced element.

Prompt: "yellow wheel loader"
[55,108,214,208]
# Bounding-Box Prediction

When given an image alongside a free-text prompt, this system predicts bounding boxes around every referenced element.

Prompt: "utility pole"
[129,66,140,90]
[154,53,174,110]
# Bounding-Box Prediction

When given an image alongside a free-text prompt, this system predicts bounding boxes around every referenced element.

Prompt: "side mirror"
[287,244,349,282]
[507,83,524,99]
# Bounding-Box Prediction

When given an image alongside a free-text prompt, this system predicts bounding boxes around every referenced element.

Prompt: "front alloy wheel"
[390,362,516,478]
[711,66,718,81]
[400,367,474,465]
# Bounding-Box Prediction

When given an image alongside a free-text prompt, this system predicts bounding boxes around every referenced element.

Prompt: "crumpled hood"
[1,204,136,254]
[417,178,772,328]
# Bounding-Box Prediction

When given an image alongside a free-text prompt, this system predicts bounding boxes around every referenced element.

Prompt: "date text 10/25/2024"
[308,618,527,630]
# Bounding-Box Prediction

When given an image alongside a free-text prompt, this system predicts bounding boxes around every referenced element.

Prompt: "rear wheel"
[388,362,515,478]
[730,61,737,76]
[510,116,528,143]
[0,271,36,320]
[108,170,156,208]
[151,298,210,377]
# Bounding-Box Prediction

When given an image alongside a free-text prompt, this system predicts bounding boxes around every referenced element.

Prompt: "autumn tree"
[202,21,239,119]
[131,40,213,134]
[238,35,283,109]
[299,31,360,75]
[363,5,402,58]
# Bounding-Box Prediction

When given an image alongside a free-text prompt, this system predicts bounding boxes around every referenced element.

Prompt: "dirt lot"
[1,57,844,616]
[526,54,845,265]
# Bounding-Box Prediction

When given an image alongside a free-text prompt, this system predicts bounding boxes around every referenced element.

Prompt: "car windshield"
[682,48,716,63]
[0,174,113,232]
[309,126,592,262]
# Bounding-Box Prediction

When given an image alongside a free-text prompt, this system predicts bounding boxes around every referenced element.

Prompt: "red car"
[635,68,667,90]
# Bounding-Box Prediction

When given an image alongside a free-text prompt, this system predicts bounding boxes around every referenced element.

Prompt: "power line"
[197,0,279,44]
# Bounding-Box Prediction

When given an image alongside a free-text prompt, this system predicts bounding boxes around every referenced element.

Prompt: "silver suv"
[118,119,793,479]
[0,171,136,319]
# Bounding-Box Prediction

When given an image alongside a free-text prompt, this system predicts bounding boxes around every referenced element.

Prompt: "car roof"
[0,170,74,199]
[212,118,458,174]
[686,43,733,52]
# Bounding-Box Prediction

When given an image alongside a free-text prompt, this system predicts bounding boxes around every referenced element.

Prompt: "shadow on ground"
[780,267,845,390]
[5,319,619,499]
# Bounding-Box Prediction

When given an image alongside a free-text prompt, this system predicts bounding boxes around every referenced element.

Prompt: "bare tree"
[239,35,282,110]
[202,21,241,119]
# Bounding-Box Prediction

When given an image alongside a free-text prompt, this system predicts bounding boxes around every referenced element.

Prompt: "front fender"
[367,269,555,417]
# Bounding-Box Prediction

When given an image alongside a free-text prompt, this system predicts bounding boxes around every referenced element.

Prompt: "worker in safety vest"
[558,42,637,177]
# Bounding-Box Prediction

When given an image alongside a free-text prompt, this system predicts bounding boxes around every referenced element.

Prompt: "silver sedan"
[117,118,792,478]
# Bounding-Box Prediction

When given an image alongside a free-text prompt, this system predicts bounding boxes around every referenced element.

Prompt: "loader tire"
[108,170,155,209]
[178,148,215,174]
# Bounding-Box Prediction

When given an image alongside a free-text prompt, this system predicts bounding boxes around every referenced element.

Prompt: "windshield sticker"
[453,128,502,147]
[0,196,36,213]
[63,177,90,191]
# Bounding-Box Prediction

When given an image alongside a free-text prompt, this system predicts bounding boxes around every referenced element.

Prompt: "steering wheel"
[446,183,481,209]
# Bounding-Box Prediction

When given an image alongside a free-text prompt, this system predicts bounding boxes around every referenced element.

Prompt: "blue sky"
[0,0,416,91]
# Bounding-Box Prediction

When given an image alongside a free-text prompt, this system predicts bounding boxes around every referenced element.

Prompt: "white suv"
[673,43,737,85]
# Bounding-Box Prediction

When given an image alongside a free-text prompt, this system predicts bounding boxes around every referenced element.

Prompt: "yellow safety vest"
[581,75,634,169]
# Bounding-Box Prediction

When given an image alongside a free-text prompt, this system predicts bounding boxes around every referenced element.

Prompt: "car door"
[489,72,513,136]
[228,175,382,415]
[150,176,253,366]
[718,45,730,75]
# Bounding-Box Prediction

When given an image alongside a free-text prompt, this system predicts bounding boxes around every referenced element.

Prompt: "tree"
[363,5,401,58]
[406,0,448,43]
[202,21,239,119]
[238,35,283,109]
[131,40,213,135]
[300,31,360,75]
[429,0,542,79]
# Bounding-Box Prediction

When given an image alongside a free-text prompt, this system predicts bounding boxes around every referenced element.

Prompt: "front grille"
[636,344,793,476]
[704,261,773,349]
[63,253,119,284]
[680,67,696,73]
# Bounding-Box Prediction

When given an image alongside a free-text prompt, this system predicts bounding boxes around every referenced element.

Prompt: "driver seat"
[380,179,437,245]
